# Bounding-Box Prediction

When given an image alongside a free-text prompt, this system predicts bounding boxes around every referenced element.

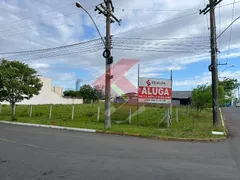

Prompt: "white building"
[1,76,83,105]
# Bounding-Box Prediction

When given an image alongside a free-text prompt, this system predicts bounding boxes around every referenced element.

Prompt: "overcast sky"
[0,0,239,94]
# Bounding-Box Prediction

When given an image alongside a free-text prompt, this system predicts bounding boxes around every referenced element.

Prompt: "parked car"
[236,102,240,107]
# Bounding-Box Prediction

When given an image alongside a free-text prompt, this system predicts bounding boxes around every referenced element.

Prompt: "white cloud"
[30,62,50,69]
[1,1,20,12]
[174,70,240,89]
[0,0,239,89]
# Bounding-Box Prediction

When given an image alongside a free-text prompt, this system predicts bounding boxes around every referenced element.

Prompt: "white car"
[236,103,240,107]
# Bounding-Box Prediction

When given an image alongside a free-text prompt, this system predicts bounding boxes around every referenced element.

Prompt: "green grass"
[0,103,225,139]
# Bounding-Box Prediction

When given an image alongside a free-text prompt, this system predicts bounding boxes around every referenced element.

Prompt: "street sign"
[138,77,172,104]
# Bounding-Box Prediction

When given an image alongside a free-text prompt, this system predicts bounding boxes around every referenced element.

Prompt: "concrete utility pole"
[200,0,222,126]
[238,86,240,100]
[95,0,121,129]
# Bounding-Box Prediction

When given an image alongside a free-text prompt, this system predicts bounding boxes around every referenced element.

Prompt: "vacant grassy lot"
[0,103,225,139]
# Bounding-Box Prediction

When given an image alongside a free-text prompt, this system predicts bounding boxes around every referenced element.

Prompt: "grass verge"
[0,103,226,139]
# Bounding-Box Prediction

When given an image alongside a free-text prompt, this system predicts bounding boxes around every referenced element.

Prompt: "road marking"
[212,131,225,135]
[0,137,55,150]
[219,108,227,136]
[0,121,96,133]
[3,128,87,139]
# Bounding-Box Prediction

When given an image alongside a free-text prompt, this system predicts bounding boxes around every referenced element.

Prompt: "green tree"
[191,84,225,111]
[79,84,94,103]
[191,84,211,112]
[63,90,80,97]
[0,59,42,120]
[93,85,105,101]
[219,78,239,98]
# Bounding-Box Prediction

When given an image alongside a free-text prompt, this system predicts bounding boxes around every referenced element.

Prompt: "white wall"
[1,76,83,105]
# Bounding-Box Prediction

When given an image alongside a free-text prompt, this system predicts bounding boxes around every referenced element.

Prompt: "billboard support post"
[170,70,173,125]
[138,76,172,127]
[158,108,168,127]
[167,108,170,128]
[137,63,140,125]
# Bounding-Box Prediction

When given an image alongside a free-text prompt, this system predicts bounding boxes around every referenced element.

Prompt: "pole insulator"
[103,49,110,58]
[208,64,213,71]
[107,56,113,64]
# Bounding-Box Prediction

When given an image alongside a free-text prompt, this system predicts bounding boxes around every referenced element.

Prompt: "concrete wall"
[51,86,63,96]
[172,100,180,106]
[1,76,83,105]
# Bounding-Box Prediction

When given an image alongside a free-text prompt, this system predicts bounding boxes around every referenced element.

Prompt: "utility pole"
[200,0,222,126]
[95,0,121,129]
[238,86,240,100]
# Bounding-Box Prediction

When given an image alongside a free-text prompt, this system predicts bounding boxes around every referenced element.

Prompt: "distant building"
[75,79,82,91]
[1,76,83,105]
[172,91,192,106]
[51,86,63,96]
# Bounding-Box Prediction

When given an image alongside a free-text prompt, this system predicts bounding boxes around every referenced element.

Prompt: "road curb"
[0,120,226,142]
[0,121,96,133]
[95,130,226,142]
[219,108,229,137]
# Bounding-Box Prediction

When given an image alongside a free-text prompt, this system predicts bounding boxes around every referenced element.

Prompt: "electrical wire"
[203,0,210,30]
[226,0,236,64]
[217,15,240,39]
[0,34,210,61]
[0,2,75,28]
[113,37,209,48]
[114,0,240,12]
[113,42,208,49]
[0,14,81,41]
[114,7,183,12]
[114,47,208,55]
[0,38,102,55]
[220,0,240,7]
[0,11,80,34]
[113,42,209,48]
[114,12,198,36]
[115,36,209,40]
[2,46,103,61]
[218,1,222,64]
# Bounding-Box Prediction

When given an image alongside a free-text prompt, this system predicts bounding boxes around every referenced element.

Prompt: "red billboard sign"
[138,77,172,104]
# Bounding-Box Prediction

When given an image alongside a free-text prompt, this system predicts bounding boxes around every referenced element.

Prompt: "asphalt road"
[0,108,240,180]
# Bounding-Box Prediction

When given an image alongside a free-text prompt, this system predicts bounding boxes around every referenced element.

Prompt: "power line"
[2,46,103,61]
[218,1,222,64]
[0,11,80,34]
[114,46,208,52]
[113,36,209,48]
[113,47,208,54]
[0,35,209,61]
[113,41,209,49]
[204,0,210,30]
[0,15,81,42]
[0,2,75,28]
[114,0,240,13]
[220,0,240,7]
[114,0,240,12]
[114,12,198,36]
[0,38,102,55]
[114,7,184,12]
[113,42,209,47]
[115,36,209,40]
[217,15,240,39]
[226,0,236,64]
[0,35,209,55]
[113,41,209,48]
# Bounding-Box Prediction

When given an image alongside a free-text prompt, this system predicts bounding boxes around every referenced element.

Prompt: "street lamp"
[75,2,105,46]
[76,2,113,129]
[218,65,235,76]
